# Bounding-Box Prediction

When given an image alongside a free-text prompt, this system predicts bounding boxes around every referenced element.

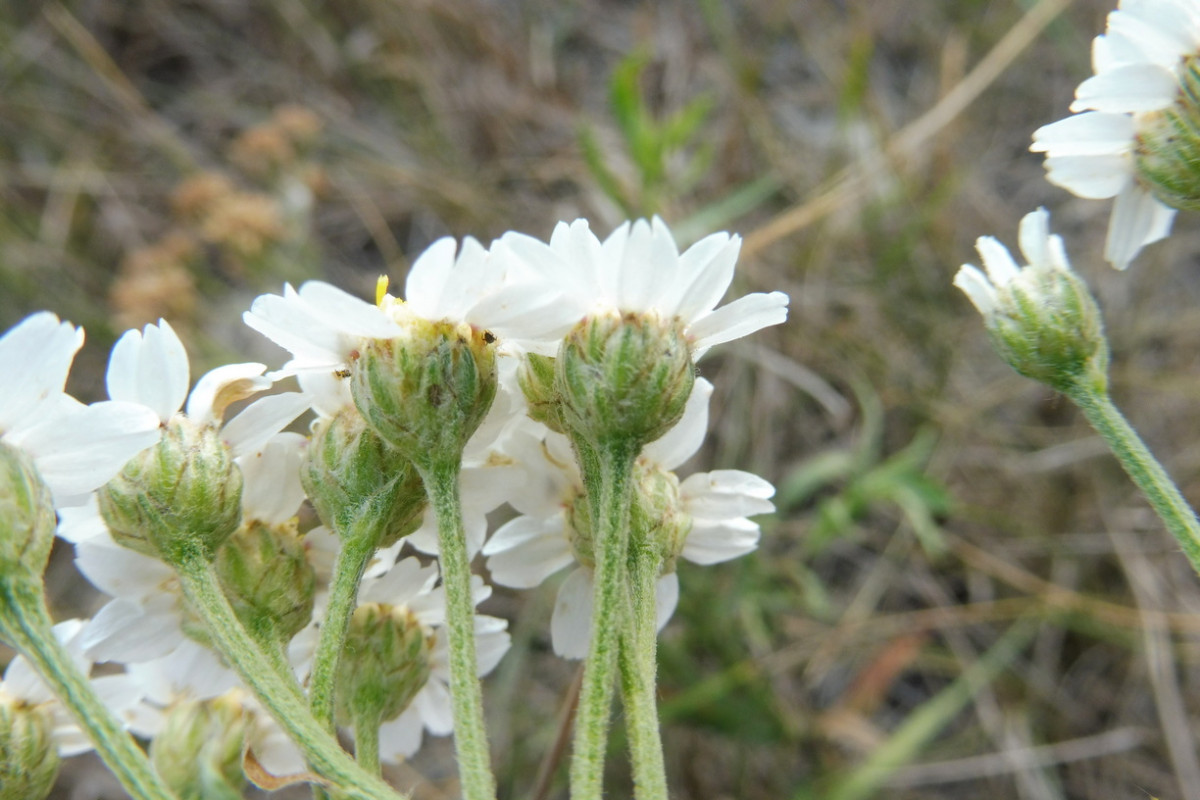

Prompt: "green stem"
[570,438,639,800]
[418,457,496,800]
[309,529,377,732]
[618,546,668,800]
[171,551,408,800]
[1067,383,1200,577]
[354,712,383,776]
[0,578,178,800]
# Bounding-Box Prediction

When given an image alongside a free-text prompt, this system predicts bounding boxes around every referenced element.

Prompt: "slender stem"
[0,579,178,800]
[618,545,668,800]
[417,457,496,800]
[309,529,377,732]
[171,550,408,800]
[1067,384,1200,577]
[570,438,639,800]
[354,712,383,776]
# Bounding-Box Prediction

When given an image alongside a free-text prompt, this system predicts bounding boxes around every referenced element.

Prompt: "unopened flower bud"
[630,460,691,576]
[0,441,56,579]
[335,603,434,728]
[99,417,243,564]
[954,209,1109,395]
[557,311,695,448]
[518,353,566,434]
[1135,57,1200,213]
[351,314,497,466]
[0,699,60,800]
[150,694,249,800]
[214,520,316,647]
[302,408,425,547]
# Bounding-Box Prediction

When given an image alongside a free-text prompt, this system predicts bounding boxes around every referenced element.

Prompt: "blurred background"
[7,0,1200,797]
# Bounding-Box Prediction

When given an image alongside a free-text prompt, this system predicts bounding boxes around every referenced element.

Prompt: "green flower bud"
[351,318,497,467]
[956,210,1110,396]
[149,694,250,800]
[564,460,692,576]
[0,441,56,579]
[1135,56,1200,212]
[99,417,243,564]
[335,603,434,728]
[518,353,566,434]
[0,700,60,800]
[302,408,426,547]
[985,264,1108,394]
[557,311,695,448]
[213,520,316,647]
[629,460,691,576]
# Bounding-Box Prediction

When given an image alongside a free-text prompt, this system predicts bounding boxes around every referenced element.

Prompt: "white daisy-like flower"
[1,619,143,756]
[482,378,776,658]
[492,216,790,357]
[242,236,573,378]
[953,207,1073,316]
[77,320,311,662]
[1030,0,1200,269]
[954,208,1108,393]
[0,313,159,506]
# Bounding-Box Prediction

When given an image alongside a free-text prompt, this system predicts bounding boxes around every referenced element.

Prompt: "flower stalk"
[418,456,497,800]
[308,527,379,733]
[1065,382,1200,577]
[570,437,639,800]
[170,548,408,800]
[618,541,668,800]
[0,578,178,800]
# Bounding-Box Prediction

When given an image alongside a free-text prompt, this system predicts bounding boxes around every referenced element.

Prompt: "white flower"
[0,313,159,505]
[492,216,790,357]
[482,378,775,658]
[953,207,1073,316]
[954,209,1109,392]
[1030,0,1200,269]
[78,320,311,663]
[243,236,570,378]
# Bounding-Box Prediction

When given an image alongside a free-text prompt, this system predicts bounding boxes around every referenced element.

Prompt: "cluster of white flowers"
[0,215,787,779]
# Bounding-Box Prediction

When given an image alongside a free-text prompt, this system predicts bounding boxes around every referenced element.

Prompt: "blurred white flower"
[0,313,159,505]
[1031,0,1200,269]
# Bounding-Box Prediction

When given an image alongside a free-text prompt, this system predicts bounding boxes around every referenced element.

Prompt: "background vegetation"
[5,0,1200,797]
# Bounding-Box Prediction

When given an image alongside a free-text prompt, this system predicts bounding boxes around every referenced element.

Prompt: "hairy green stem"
[419,457,496,800]
[1068,384,1200,577]
[570,438,639,800]
[0,578,178,800]
[354,711,383,777]
[171,550,407,800]
[309,529,377,732]
[618,546,668,800]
